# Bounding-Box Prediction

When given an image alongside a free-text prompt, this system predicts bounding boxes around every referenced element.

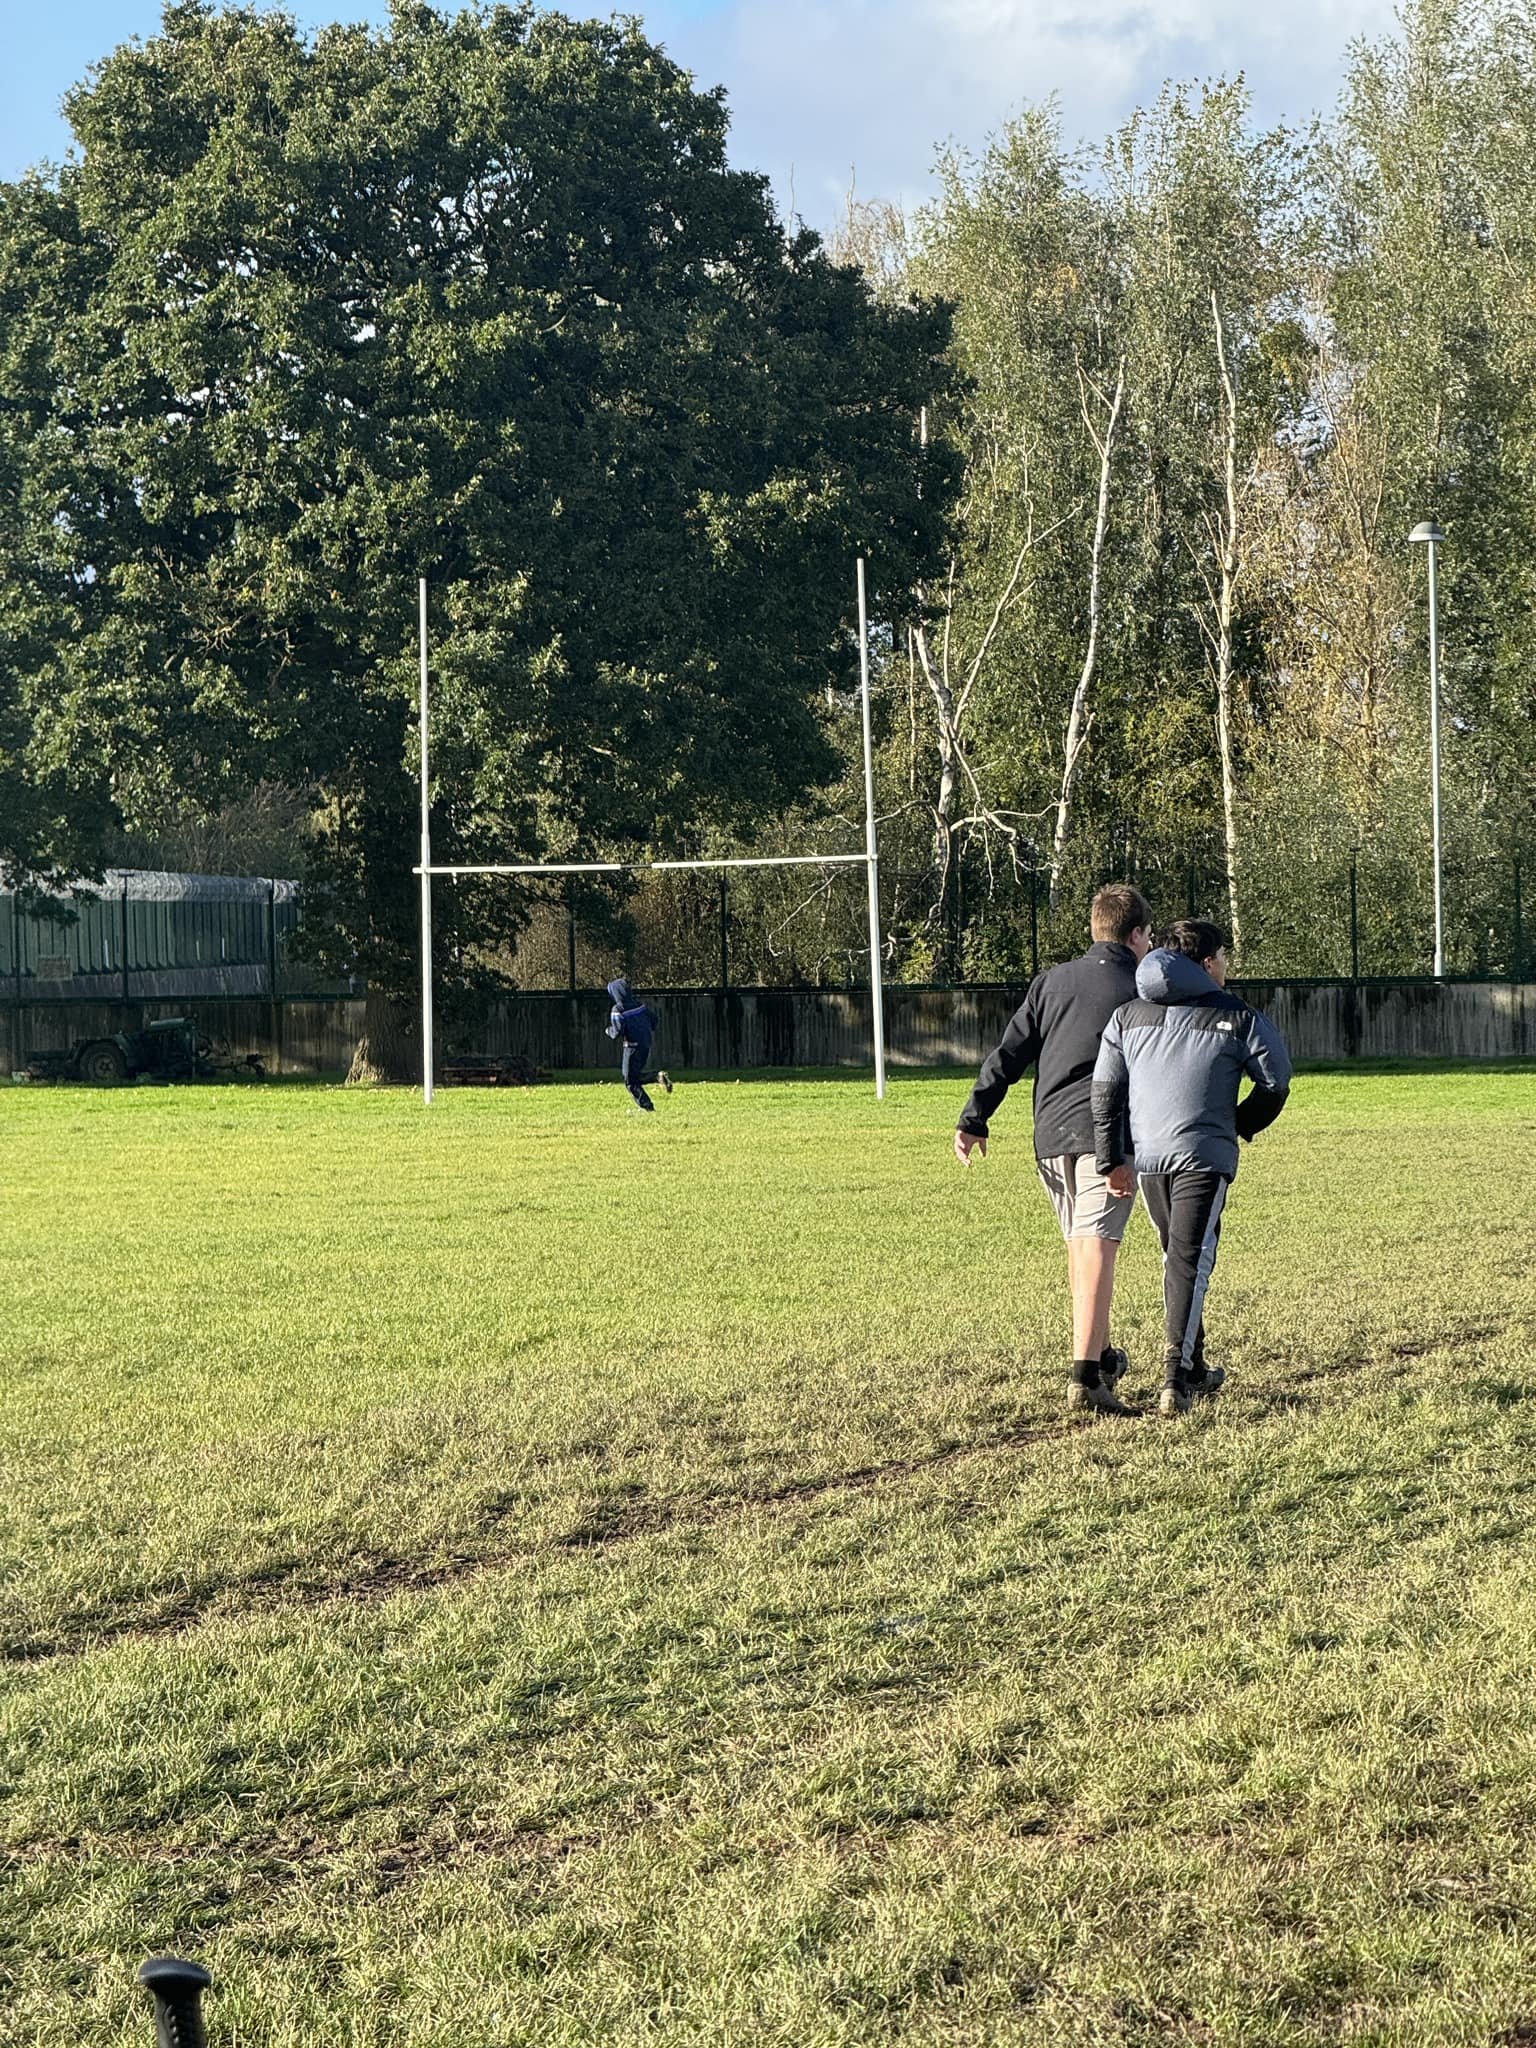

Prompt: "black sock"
[1071,1359,1102,1388]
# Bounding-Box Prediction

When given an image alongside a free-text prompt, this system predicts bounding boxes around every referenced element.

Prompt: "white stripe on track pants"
[1138,1167,1229,1383]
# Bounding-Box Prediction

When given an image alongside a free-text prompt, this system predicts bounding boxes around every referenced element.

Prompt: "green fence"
[0,872,349,1002]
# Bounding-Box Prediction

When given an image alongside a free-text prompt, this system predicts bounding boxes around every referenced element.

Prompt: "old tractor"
[24,1016,265,1085]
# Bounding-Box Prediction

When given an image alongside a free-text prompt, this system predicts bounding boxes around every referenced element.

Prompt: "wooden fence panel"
[7,982,1535,1081]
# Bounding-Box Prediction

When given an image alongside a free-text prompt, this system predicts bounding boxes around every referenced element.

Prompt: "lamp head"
[1409,521,1446,546]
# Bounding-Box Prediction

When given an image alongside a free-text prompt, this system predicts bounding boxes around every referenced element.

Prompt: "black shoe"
[1067,1376,1137,1417]
[1158,1365,1226,1418]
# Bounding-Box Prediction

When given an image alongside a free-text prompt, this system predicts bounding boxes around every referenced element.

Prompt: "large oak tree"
[0,1,957,1063]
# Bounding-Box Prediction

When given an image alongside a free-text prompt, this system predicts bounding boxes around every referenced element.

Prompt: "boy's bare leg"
[1068,1237,1120,1362]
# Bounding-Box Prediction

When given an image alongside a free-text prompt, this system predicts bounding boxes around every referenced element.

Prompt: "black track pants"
[1139,1168,1230,1384]
[621,1041,657,1109]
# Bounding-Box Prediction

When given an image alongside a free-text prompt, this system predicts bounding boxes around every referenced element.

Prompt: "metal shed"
[0,872,305,1001]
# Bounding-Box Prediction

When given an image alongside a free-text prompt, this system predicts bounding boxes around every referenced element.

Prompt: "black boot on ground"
[1158,1364,1227,1418]
[1067,1360,1136,1417]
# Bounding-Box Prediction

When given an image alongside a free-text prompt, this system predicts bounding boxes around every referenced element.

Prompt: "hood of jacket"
[607,978,634,1009]
[1135,947,1222,1006]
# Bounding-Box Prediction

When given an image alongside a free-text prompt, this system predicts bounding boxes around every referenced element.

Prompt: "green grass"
[2,1067,1535,2046]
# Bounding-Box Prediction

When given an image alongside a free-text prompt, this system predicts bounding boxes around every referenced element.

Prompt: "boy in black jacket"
[955,884,1154,1416]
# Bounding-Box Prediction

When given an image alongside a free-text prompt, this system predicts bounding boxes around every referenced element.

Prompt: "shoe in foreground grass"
[1066,1375,1138,1417]
[1158,1364,1227,1417]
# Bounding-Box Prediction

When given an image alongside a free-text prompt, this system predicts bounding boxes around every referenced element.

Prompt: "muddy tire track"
[3,1329,1505,1668]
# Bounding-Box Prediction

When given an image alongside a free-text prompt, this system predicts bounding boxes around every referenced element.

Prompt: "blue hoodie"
[606,978,656,1058]
[1090,948,1291,1180]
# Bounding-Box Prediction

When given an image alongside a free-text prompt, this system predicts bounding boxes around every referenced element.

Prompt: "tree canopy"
[0,0,958,1015]
[810,2,1536,984]
[8,0,1535,999]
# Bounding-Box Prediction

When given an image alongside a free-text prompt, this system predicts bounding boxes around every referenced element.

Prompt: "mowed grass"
[3,1066,1536,2047]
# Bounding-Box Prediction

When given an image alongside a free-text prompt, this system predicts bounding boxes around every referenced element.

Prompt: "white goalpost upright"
[418,576,435,1108]
[856,557,888,1102]
[414,559,890,1104]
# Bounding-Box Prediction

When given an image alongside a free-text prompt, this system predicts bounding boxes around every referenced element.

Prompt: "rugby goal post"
[413,559,888,1105]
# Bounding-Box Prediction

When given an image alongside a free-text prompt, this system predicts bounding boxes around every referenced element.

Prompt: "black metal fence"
[504,848,1535,992]
[11,976,1536,1078]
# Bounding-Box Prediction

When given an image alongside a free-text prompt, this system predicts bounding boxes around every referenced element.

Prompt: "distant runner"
[606,978,673,1113]
[1091,919,1291,1416]
[955,884,1154,1416]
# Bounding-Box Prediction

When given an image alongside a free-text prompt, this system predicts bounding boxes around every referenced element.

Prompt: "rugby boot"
[1100,1344,1131,1391]
[1158,1364,1227,1417]
[1067,1372,1137,1418]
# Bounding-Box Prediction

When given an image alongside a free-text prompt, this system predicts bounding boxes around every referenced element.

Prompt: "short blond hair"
[1090,883,1153,944]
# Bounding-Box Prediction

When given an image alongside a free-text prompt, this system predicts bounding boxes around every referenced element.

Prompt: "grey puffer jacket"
[1091,949,1291,1180]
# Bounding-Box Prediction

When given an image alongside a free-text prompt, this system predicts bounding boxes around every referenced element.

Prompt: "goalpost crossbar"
[414,854,870,878]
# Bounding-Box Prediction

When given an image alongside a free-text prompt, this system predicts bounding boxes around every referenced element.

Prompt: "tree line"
[822,0,1534,985]
[2,0,1532,1067]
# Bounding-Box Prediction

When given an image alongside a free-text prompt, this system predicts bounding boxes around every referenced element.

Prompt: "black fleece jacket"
[956,942,1139,1159]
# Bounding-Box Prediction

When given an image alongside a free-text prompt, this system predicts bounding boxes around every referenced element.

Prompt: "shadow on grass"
[9,1316,1516,1668]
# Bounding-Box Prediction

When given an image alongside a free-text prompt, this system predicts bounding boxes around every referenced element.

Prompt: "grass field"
[2,1065,1535,2046]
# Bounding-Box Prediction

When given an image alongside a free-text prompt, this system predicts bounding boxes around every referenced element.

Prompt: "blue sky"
[1,0,1400,225]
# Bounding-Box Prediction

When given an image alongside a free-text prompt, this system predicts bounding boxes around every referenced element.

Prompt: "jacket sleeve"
[1091,1011,1131,1172]
[606,1012,621,1040]
[956,985,1044,1137]
[1234,1008,1292,1142]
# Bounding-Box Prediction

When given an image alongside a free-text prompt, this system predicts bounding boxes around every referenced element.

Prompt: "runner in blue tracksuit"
[606,978,672,1112]
[1091,919,1291,1416]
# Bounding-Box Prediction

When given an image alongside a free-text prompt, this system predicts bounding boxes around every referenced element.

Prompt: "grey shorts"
[1037,1154,1136,1242]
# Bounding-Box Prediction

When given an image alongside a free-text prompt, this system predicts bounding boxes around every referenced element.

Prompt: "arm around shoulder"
[1235,1009,1291,1141]
[1090,1010,1131,1173]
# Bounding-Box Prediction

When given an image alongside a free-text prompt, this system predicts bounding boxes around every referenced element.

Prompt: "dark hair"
[1090,883,1153,945]
[1161,917,1229,964]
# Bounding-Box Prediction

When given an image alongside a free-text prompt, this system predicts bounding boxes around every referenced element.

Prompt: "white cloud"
[642,0,1401,224]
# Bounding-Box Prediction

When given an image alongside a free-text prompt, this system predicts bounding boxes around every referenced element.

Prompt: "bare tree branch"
[1049,356,1125,900]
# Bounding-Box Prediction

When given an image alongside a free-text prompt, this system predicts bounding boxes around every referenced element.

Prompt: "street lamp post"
[1409,520,1446,978]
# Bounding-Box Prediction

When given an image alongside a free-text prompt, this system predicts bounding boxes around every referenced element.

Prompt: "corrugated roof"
[94,871,301,904]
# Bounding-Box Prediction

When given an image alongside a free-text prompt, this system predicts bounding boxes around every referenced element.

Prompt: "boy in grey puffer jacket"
[1091,919,1291,1415]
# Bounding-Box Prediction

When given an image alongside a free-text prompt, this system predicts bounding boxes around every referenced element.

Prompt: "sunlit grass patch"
[2,1068,1534,2044]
